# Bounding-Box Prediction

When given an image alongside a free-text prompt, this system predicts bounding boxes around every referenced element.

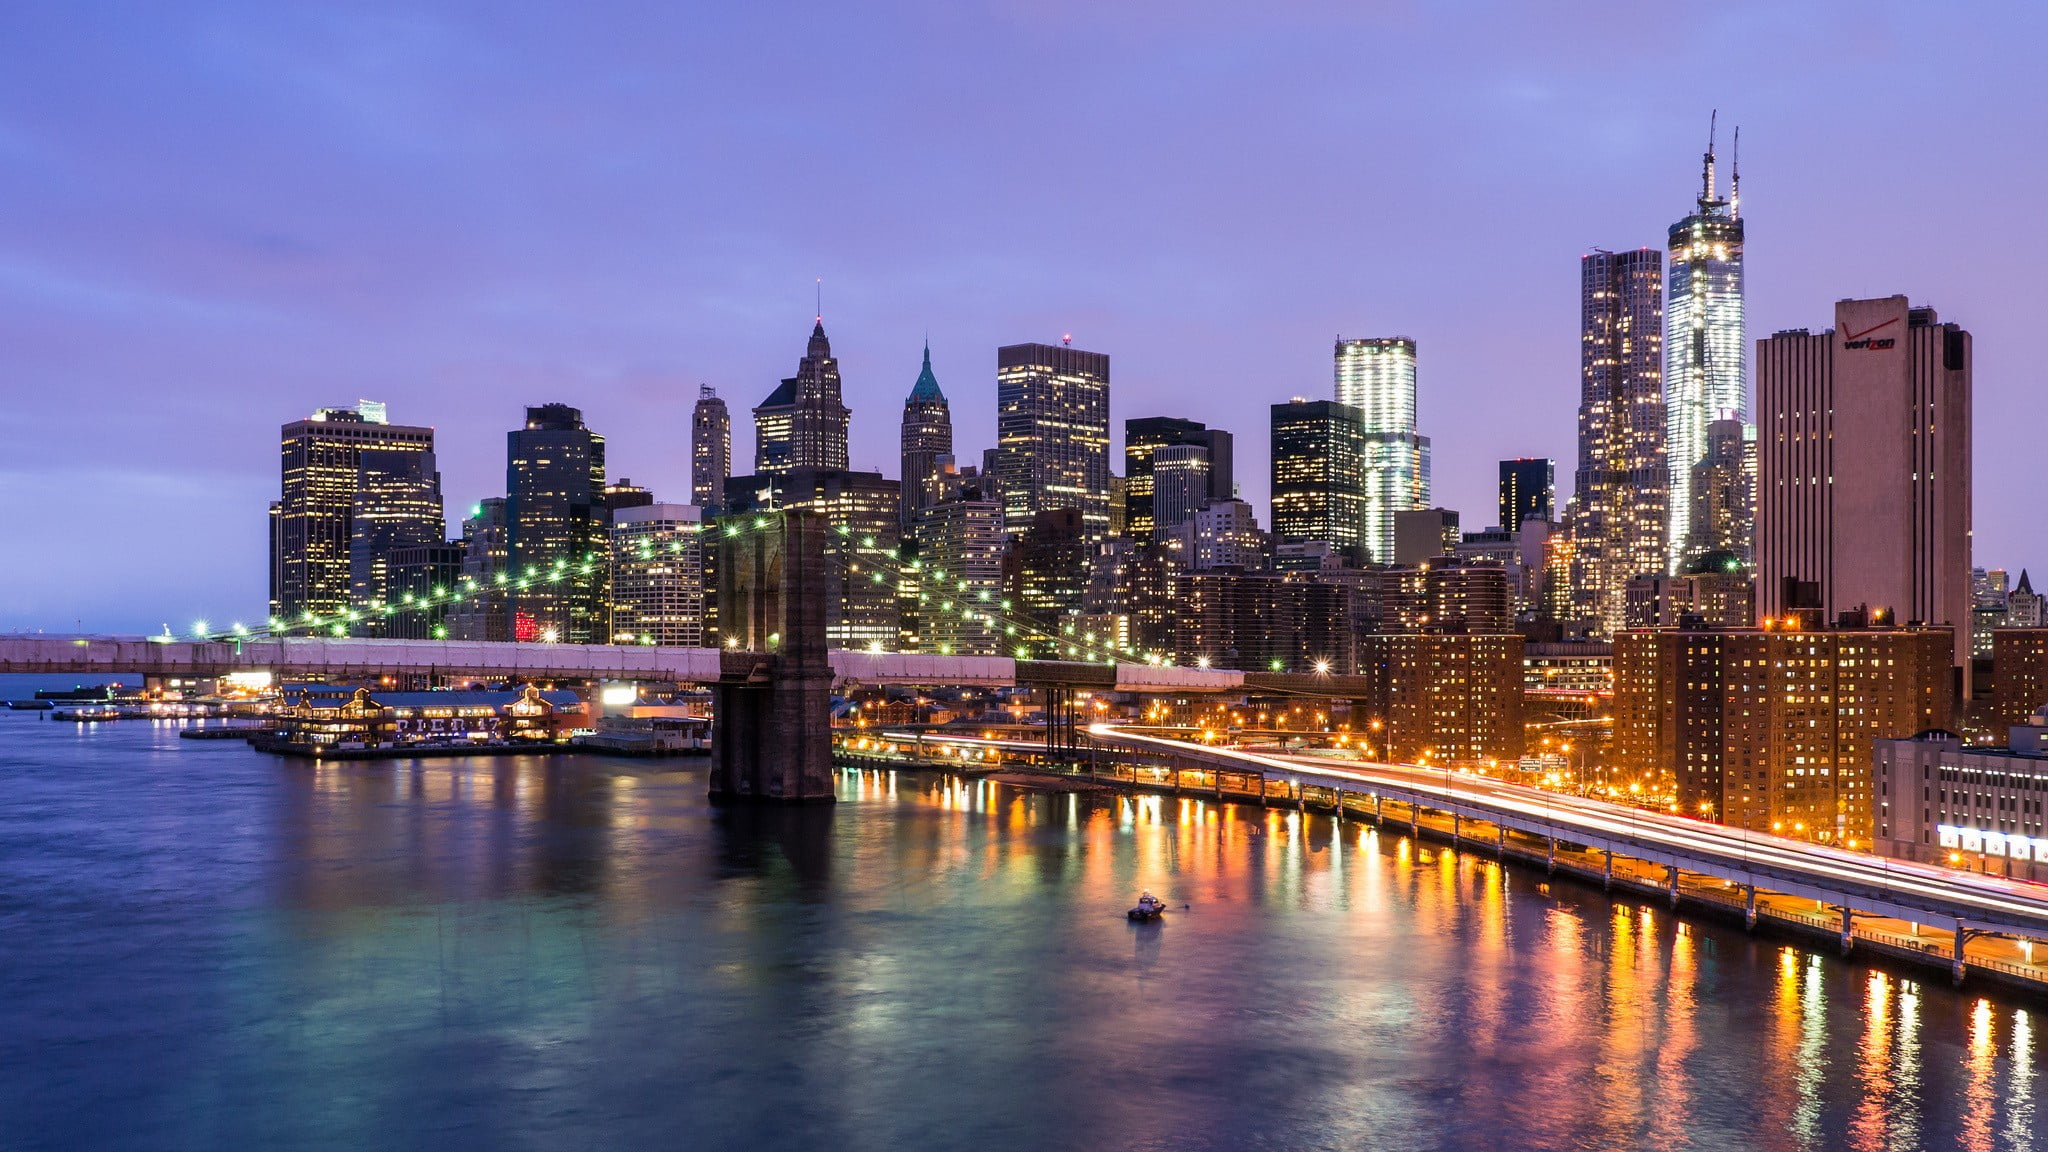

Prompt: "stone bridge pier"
[707,509,837,803]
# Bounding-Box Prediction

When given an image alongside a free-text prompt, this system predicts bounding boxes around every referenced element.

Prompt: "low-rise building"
[1993,628,2048,742]
[1613,621,1954,847]
[1874,720,2048,881]
[275,685,585,751]
[1361,633,1525,766]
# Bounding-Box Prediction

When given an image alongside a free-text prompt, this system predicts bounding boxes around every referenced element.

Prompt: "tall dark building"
[899,343,952,531]
[1004,508,1092,639]
[383,543,466,640]
[447,498,509,642]
[1498,458,1554,531]
[347,446,447,632]
[754,319,851,475]
[995,341,1111,541]
[1124,417,1235,540]
[1568,248,1666,635]
[725,468,901,650]
[506,404,608,643]
[691,385,730,512]
[270,402,437,626]
[1269,398,1367,567]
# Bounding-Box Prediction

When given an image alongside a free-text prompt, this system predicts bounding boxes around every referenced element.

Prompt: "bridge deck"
[0,635,1360,694]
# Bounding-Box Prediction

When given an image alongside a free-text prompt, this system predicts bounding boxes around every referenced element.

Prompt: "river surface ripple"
[0,709,2040,1151]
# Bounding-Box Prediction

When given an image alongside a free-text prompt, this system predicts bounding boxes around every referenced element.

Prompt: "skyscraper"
[347,446,446,631]
[912,497,1005,655]
[270,401,437,625]
[1666,118,1748,571]
[1123,417,1236,540]
[1756,296,1972,670]
[447,498,508,642]
[724,468,901,650]
[609,503,704,646]
[691,385,730,512]
[1497,458,1555,531]
[506,404,608,643]
[1150,443,1211,540]
[754,318,850,475]
[1334,337,1430,563]
[1683,417,1754,566]
[1270,398,1367,566]
[1568,249,1667,636]
[994,341,1111,541]
[899,343,952,531]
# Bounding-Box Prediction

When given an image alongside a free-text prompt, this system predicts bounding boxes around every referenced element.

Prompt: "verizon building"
[1756,295,1972,670]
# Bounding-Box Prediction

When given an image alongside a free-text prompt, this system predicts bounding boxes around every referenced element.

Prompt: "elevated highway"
[1088,723,2048,945]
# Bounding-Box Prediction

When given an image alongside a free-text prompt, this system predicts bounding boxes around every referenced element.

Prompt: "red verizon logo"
[1841,317,1899,351]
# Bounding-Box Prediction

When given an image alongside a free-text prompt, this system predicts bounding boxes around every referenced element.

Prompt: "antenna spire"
[1730,126,1741,220]
[1701,109,1718,207]
[814,278,822,324]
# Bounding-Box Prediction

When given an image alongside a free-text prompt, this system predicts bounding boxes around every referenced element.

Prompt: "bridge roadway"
[1087,723,2048,942]
[0,635,1366,696]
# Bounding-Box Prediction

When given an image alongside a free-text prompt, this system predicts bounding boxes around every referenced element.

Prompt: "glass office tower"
[1334,337,1429,563]
[1666,124,1747,571]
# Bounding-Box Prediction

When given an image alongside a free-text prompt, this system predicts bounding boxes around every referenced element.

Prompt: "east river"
[0,704,2041,1151]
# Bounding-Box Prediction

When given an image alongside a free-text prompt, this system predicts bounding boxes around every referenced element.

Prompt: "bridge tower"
[707,508,837,802]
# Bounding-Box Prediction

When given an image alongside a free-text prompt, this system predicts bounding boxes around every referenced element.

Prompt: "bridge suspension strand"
[184,512,1178,667]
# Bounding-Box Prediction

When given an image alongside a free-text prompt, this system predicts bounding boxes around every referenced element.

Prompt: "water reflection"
[4,715,2048,1151]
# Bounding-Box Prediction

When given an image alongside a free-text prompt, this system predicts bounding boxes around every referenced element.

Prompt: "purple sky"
[3,2,2043,633]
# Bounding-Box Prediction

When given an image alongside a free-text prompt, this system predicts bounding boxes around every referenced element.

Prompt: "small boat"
[1127,892,1168,922]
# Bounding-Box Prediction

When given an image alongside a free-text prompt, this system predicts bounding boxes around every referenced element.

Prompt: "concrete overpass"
[1088,723,2048,965]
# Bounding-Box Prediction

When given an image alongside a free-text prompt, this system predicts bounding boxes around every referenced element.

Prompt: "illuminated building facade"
[506,404,609,644]
[1756,297,1972,672]
[1613,622,1953,845]
[1874,724,2048,882]
[754,320,851,475]
[724,468,900,650]
[382,543,466,641]
[1362,633,1526,765]
[1269,398,1367,566]
[1422,559,1513,635]
[1334,337,1430,562]
[911,498,1005,655]
[1003,507,1092,641]
[1665,123,1747,570]
[1568,248,1666,636]
[1498,458,1554,531]
[1150,444,1210,540]
[1684,418,1754,565]
[1168,570,1357,674]
[1185,498,1265,571]
[1994,629,2048,742]
[271,401,438,625]
[447,498,508,642]
[1124,417,1233,540]
[690,385,730,513]
[608,503,704,646]
[345,446,447,635]
[899,344,953,532]
[995,341,1111,541]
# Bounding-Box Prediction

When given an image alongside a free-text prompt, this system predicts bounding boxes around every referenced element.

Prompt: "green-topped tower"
[899,341,953,531]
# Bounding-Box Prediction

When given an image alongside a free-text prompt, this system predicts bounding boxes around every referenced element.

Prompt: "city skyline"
[5,4,2048,631]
